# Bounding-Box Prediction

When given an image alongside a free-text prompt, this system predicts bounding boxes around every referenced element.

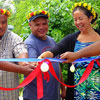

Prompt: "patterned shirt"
[74,40,100,100]
[0,30,27,100]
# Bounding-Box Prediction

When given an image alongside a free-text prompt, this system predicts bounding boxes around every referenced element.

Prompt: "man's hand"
[22,62,37,76]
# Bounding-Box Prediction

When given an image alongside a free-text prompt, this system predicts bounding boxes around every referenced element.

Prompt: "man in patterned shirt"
[0,8,32,100]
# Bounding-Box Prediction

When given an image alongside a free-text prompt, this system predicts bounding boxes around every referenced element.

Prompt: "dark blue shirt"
[23,34,60,100]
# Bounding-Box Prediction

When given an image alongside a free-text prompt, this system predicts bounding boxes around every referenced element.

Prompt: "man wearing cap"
[23,10,66,100]
[0,8,34,100]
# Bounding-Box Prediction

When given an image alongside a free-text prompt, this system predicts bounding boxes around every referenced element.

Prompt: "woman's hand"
[60,52,79,63]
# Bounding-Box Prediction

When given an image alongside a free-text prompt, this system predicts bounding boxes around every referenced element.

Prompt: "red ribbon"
[0,60,44,99]
[0,59,100,99]
[44,59,100,87]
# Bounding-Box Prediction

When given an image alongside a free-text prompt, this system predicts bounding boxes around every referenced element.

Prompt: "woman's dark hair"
[72,6,98,24]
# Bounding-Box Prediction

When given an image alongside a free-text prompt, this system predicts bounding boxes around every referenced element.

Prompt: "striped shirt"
[0,30,27,100]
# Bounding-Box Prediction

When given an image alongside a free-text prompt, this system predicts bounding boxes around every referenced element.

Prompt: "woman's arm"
[60,41,100,63]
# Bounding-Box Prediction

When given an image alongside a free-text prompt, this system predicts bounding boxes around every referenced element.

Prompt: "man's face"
[29,17,48,40]
[0,15,8,38]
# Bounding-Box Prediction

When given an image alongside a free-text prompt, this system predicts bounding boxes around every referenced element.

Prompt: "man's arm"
[38,51,54,59]
[60,41,100,63]
[17,52,29,66]
[17,52,35,75]
[0,61,33,76]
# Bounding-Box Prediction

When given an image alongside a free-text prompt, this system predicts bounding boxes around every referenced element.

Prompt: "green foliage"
[18,74,24,96]
[0,1,4,7]
[60,63,68,83]
[9,0,78,41]
[9,0,100,41]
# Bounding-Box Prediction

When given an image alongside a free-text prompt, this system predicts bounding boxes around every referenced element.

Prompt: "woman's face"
[73,10,92,32]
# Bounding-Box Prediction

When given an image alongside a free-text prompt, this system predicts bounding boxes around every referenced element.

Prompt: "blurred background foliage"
[0,0,100,89]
